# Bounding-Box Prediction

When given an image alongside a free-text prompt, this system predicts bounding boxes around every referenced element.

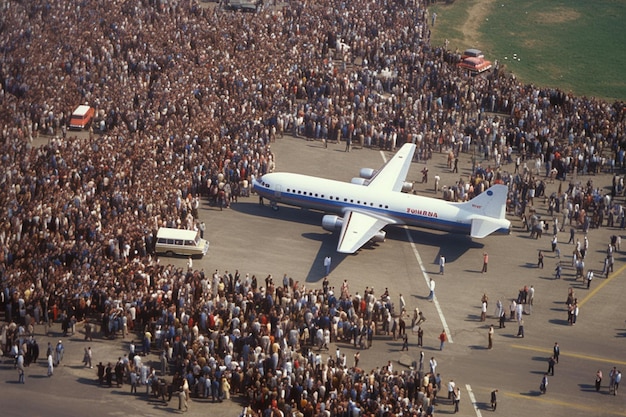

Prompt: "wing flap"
[337,210,390,253]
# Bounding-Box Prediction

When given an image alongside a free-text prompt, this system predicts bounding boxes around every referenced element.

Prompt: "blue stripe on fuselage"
[255,186,475,235]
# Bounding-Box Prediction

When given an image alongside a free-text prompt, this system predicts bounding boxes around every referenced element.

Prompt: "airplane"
[252,143,511,253]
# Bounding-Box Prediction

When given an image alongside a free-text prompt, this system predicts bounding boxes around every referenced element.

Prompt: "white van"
[155,227,209,257]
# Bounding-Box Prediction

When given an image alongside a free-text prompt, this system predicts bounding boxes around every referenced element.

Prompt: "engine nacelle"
[359,168,376,179]
[351,177,368,185]
[371,231,386,243]
[322,215,343,232]
[401,181,414,193]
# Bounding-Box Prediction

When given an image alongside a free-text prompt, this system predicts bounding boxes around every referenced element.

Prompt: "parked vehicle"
[155,227,209,257]
[69,105,95,130]
[458,56,492,74]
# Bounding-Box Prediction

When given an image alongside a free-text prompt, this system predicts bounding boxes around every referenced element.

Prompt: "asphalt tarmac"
[2,135,625,417]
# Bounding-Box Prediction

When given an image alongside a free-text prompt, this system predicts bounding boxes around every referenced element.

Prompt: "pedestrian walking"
[555,262,562,279]
[537,250,544,268]
[439,255,445,274]
[417,326,424,347]
[615,370,622,395]
[488,325,494,349]
[482,252,488,273]
[595,370,603,391]
[401,333,409,351]
[491,389,498,411]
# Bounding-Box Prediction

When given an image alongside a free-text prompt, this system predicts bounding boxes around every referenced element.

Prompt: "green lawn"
[430,0,626,102]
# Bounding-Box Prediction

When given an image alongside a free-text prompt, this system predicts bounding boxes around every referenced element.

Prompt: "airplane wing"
[337,210,392,253]
[366,143,416,192]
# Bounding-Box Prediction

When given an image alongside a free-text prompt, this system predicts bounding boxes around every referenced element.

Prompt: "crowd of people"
[1,0,626,415]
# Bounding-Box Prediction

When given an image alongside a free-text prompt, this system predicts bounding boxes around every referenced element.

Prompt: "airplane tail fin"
[460,184,508,219]
[459,184,510,238]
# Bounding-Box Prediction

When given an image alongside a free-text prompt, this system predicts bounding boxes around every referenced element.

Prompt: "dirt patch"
[535,7,580,24]
[460,0,497,47]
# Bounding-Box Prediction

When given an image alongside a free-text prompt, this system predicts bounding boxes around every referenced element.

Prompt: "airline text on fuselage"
[406,208,438,217]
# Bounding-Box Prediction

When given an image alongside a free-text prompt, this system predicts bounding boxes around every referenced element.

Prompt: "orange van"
[69,105,95,129]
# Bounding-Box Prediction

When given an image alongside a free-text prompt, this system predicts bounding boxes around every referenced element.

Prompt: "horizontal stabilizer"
[471,218,507,238]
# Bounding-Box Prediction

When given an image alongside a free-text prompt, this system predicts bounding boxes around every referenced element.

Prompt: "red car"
[458,57,492,74]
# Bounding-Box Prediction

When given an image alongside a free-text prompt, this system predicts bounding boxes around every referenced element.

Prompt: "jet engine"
[359,168,376,179]
[401,181,414,193]
[371,231,386,242]
[322,215,343,231]
[351,177,368,185]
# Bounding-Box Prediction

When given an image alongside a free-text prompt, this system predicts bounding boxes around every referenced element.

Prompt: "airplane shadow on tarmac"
[232,202,486,283]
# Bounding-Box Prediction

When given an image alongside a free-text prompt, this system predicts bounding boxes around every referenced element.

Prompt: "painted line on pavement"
[465,384,483,417]
[378,149,452,343]
[504,391,626,416]
[406,228,453,343]
[511,344,626,366]
[578,262,626,308]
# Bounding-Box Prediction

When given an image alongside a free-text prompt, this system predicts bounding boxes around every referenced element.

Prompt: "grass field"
[429,0,626,102]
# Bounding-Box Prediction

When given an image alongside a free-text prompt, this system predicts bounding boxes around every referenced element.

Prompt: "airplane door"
[274,185,282,200]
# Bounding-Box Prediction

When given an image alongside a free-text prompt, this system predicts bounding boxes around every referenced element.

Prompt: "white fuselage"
[253,172,510,235]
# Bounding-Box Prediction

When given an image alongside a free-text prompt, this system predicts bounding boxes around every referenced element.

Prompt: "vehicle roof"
[156,227,198,240]
[462,57,487,65]
[463,48,483,56]
[72,105,92,116]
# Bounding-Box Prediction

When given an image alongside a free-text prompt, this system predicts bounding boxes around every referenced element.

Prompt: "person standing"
[84,346,93,368]
[481,300,488,322]
[540,374,548,394]
[417,326,424,347]
[439,255,445,275]
[490,389,498,411]
[47,352,54,377]
[547,356,556,376]
[453,386,461,413]
[499,309,507,328]
[54,340,64,366]
[447,379,456,399]
[427,278,436,301]
[537,250,544,268]
[586,269,594,289]
[615,370,622,395]
[488,325,494,349]
[482,253,489,273]
[324,256,332,275]
[553,342,560,364]
[439,330,447,351]
[17,352,25,383]
[595,370,603,392]
[401,333,409,351]
[517,319,525,338]
[429,356,437,374]
[555,262,562,279]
